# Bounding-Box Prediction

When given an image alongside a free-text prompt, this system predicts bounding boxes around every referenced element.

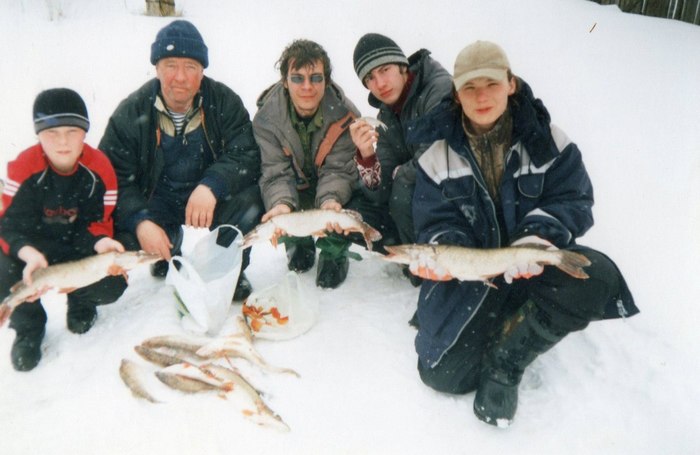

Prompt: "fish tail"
[554,250,592,279]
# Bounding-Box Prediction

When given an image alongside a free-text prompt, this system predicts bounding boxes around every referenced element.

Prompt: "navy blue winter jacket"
[408,79,636,367]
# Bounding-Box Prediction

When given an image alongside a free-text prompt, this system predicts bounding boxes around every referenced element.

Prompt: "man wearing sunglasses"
[253,39,371,289]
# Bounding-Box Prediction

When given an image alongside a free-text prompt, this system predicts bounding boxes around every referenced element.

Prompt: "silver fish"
[383,244,591,284]
[141,318,300,377]
[197,319,301,377]
[134,345,191,368]
[354,116,388,131]
[154,362,222,394]
[0,251,162,326]
[119,359,161,403]
[242,209,382,251]
[200,363,290,432]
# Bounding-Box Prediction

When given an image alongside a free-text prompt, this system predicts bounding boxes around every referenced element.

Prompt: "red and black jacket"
[0,143,117,262]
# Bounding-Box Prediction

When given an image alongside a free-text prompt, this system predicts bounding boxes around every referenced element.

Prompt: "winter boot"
[11,327,46,371]
[66,297,98,334]
[285,236,316,273]
[474,300,567,427]
[316,252,349,289]
[233,272,253,301]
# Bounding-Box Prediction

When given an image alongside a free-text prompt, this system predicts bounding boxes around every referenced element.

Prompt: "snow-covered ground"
[1,1,699,454]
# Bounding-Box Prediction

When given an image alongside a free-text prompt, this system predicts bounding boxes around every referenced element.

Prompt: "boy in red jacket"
[0,88,127,371]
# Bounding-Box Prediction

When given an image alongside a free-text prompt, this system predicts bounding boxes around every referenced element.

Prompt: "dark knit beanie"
[33,88,89,134]
[353,33,408,84]
[150,20,209,68]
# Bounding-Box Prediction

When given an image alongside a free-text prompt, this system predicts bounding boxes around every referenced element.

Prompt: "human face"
[38,126,86,173]
[155,57,204,113]
[456,77,516,134]
[284,59,326,118]
[364,64,408,106]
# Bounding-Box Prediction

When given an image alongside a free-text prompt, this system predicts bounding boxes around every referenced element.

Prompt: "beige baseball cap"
[453,41,510,90]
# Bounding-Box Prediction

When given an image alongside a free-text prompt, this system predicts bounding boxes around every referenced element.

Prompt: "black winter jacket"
[99,76,260,232]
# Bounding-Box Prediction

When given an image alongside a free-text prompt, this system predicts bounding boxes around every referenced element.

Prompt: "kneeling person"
[0,88,128,371]
[254,39,374,289]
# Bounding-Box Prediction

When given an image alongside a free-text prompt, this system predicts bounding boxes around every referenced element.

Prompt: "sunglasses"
[288,74,325,85]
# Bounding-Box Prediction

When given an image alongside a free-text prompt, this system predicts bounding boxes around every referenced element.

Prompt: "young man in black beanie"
[100,20,263,301]
[350,33,453,286]
[0,88,128,371]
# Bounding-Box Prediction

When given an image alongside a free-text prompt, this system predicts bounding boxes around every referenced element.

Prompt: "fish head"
[382,245,416,265]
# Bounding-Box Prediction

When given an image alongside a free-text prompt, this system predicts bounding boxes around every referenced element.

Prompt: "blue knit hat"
[150,20,209,68]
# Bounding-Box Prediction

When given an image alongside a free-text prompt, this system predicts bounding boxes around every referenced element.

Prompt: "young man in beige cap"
[405,40,638,427]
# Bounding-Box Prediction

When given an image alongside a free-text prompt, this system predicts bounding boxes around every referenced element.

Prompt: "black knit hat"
[353,33,408,84]
[150,20,209,68]
[33,88,89,134]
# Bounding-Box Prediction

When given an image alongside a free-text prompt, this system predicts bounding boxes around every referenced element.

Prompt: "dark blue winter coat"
[408,79,637,367]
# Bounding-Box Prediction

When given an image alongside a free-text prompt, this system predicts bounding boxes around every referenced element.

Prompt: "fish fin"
[483,280,499,289]
[0,304,11,327]
[416,266,453,282]
[58,287,78,293]
[555,251,591,279]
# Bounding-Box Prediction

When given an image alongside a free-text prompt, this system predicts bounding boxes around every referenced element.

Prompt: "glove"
[408,253,452,281]
[503,236,556,283]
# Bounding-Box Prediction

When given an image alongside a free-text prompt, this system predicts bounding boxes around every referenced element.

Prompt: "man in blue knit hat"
[100,20,263,301]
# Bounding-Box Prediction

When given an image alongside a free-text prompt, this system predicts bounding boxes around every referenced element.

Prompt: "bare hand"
[17,246,48,286]
[261,203,291,223]
[320,200,348,235]
[136,220,173,260]
[94,237,125,254]
[349,119,378,159]
[186,184,217,228]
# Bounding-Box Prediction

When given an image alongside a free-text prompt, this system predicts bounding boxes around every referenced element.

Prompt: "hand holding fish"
[243,209,382,251]
[261,203,292,223]
[94,237,125,254]
[503,236,556,283]
[350,117,387,159]
[17,245,48,287]
[319,200,352,236]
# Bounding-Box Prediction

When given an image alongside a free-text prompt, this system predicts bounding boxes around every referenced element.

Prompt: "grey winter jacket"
[364,49,452,203]
[253,81,360,210]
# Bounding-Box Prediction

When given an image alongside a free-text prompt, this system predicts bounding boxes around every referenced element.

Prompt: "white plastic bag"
[242,272,319,341]
[166,225,243,335]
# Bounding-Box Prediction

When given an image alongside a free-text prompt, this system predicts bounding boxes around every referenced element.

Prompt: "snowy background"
[1,0,699,454]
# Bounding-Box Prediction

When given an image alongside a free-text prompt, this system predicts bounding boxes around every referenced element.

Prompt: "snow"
[1,0,699,454]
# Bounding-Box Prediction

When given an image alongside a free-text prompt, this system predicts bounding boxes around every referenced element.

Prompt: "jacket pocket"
[440,176,476,202]
[517,173,544,198]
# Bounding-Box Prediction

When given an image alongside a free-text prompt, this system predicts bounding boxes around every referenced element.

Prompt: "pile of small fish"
[119,316,295,432]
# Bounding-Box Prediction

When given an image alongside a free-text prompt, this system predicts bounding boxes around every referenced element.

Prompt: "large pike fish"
[242,209,382,251]
[0,251,161,326]
[383,244,591,285]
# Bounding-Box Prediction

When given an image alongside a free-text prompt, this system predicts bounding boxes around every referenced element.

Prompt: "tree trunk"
[145,0,176,17]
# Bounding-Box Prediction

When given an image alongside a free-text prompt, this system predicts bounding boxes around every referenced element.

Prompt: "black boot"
[11,326,46,372]
[474,301,567,427]
[233,272,253,301]
[66,297,98,334]
[150,259,169,278]
[286,237,316,273]
[316,252,349,289]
